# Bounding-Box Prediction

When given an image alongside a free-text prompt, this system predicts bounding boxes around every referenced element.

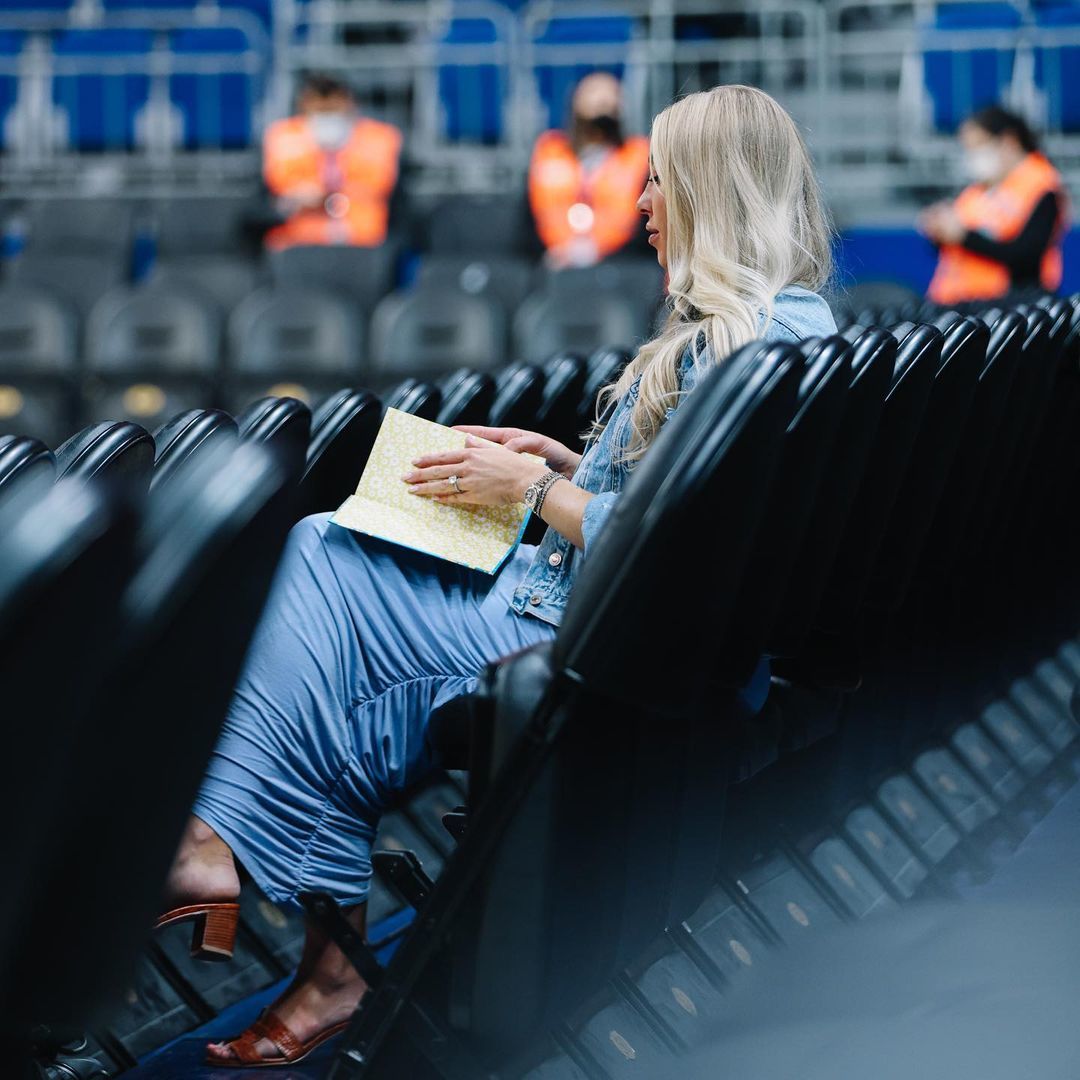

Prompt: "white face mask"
[309,111,353,151]
[964,145,1004,184]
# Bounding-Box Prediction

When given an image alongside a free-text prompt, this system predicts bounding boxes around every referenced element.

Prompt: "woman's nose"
[636,186,650,214]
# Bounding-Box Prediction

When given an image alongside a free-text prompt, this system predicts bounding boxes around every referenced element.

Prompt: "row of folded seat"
[0,262,657,446]
[321,294,1080,1078]
[5,294,1079,1078]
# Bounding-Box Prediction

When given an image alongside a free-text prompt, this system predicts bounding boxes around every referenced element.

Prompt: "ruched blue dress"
[193,287,836,907]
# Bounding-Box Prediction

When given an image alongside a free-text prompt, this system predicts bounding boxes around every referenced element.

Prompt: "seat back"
[0,286,78,376]
[720,336,852,683]
[427,193,537,257]
[297,388,382,518]
[237,396,312,480]
[11,442,294,1026]
[0,434,54,497]
[769,328,895,657]
[436,369,497,428]
[229,286,363,375]
[383,378,442,421]
[921,311,1024,586]
[150,408,238,494]
[9,251,126,319]
[867,315,986,610]
[150,254,266,315]
[0,481,136,1008]
[87,286,222,377]
[579,345,632,429]
[418,254,535,318]
[269,244,399,314]
[455,344,802,1064]
[513,288,647,364]
[814,324,940,632]
[370,285,506,384]
[535,352,587,449]
[54,421,155,493]
[558,341,803,708]
[487,363,545,428]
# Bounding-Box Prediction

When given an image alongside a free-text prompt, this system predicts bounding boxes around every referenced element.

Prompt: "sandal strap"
[221,1027,269,1066]
[258,1011,305,1062]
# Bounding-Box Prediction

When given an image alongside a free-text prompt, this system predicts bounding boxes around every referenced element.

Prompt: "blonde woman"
[164,85,836,1068]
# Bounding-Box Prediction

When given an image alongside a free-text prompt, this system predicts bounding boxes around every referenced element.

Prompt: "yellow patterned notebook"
[331,408,534,574]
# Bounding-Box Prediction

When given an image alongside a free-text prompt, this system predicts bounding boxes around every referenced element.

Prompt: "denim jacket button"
[547,552,562,567]
[529,593,543,606]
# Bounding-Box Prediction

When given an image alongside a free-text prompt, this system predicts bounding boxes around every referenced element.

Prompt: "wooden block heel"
[155,902,240,962]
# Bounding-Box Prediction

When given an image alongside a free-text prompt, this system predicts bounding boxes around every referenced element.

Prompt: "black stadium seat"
[236,395,312,480]
[8,250,126,321]
[150,408,238,494]
[426,193,538,257]
[296,388,382,519]
[0,479,138,1032]
[84,285,223,431]
[383,378,442,421]
[488,362,545,429]
[579,344,632,428]
[770,326,896,660]
[370,284,506,386]
[417,254,536,318]
[53,421,155,492]
[227,286,364,410]
[0,434,54,497]
[150,255,268,317]
[513,283,646,364]
[269,243,400,315]
[534,352,587,450]
[325,340,803,1076]
[0,284,79,442]
[7,441,295,1039]
[436,368,497,428]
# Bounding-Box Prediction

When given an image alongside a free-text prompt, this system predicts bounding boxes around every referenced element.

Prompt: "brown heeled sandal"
[155,902,240,961]
[207,1009,350,1068]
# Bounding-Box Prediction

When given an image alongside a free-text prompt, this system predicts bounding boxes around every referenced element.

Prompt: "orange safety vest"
[528,130,650,259]
[263,114,402,249]
[928,152,1067,305]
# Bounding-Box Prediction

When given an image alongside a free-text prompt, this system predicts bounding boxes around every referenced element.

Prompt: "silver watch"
[522,470,563,514]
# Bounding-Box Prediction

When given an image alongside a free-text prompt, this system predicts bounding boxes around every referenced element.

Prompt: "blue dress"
[193,287,837,907]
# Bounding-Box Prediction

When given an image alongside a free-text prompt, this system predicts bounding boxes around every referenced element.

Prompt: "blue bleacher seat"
[532,15,634,130]
[438,17,504,144]
[218,0,273,30]
[52,28,152,151]
[923,3,1023,132]
[170,27,254,149]
[0,32,22,153]
[101,0,198,9]
[1034,4,1080,132]
[3,0,71,8]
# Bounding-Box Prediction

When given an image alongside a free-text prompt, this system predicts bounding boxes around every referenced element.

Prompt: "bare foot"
[163,815,240,910]
[207,904,367,1064]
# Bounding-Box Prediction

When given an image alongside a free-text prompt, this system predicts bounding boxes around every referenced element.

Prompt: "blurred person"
[263,73,402,250]
[160,85,834,1068]
[528,71,650,269]
[919,105,1068,304]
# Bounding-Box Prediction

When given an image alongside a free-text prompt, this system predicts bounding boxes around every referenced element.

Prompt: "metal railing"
[0,0,1076,218]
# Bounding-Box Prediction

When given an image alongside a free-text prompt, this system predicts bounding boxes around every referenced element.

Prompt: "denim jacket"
[510,285,837,626]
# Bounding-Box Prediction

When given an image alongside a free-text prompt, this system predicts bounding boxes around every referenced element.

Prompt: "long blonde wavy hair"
[595,84,833,459]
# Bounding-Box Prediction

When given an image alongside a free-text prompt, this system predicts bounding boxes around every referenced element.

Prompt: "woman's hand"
[453,425,582,480]
[403,436,550,506]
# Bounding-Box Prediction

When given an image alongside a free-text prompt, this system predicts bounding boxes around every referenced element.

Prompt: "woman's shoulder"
[763,285,837,344]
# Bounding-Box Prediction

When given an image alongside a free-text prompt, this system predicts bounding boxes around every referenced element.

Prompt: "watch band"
[526,470,563,517]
